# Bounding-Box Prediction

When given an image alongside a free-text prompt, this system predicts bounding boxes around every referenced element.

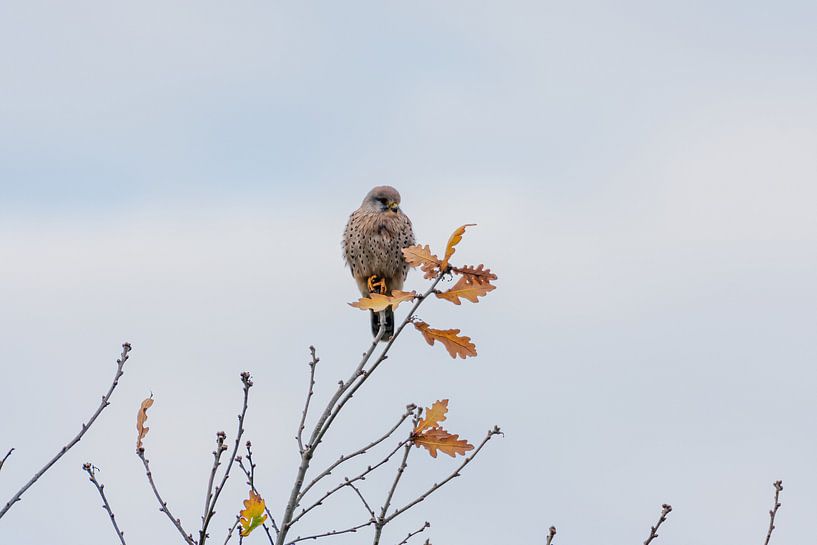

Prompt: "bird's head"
[362,185,402,213]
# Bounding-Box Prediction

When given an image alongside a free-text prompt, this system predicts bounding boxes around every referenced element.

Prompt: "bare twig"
[137,449,196,545]
[383,426,503,525]
[260,515,277,543]
[347,480,376,519]
[276,277,444,545]
[202,432,228,537]
[298,406,415,502]
[224,515,242,545]
[200,372,253,545]
[395,521,430,545]
[373,439,414,544]
[0,449,13,474]
[286,520,375,543]
[82,463,127,545]
[763,480,783,545]
[0,343,131,520]
[297,347,319,455]
[546,526,557,545]
[643,504,673,545]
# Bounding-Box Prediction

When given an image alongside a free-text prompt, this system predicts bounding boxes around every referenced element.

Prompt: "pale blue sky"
[1,2,816,545]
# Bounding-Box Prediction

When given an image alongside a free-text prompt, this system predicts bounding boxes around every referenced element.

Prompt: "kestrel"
[343,186,416,340]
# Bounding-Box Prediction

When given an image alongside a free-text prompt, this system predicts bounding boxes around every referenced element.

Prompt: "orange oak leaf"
[415,399,448,434]
[440,224,476,270]
[239,489,268,537]
[435,276,495,305]
[451,264,498,285]
[402,244,442,280]
[349,290,417,312]
[412,427,474,458]
[413,320,477,359]
[136,396,154,450]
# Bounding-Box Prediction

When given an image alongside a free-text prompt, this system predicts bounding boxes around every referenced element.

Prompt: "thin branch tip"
[395,521,431,545]
[82,462,127,545]
[642,503,673,545]
[0,345,131,520]
[199,379,251,545]
[763,480,784,545]
[0,448,13,472]
[545,526,557,545]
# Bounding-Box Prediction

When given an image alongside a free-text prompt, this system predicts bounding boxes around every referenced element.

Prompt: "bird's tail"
[370,307,395,341]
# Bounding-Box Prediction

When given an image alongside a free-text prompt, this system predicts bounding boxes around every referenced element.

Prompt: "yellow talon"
[367,275,388,294]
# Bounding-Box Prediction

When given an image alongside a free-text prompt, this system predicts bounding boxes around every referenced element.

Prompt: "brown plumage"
[343,186,415,339]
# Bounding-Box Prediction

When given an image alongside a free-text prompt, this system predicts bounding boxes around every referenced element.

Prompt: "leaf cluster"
[411,400,474,459]
[350,223,498,360]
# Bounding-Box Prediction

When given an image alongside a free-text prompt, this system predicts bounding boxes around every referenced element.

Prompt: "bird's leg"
[367,274,388,294]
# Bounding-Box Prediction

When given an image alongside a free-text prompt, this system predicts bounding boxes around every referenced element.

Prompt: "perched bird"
[343,186,416,340]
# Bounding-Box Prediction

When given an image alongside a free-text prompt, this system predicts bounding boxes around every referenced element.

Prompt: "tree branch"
[289,440,410,528]
[383,426,502,525]
[224,515,242,545]
[297,347,319,455]
[347,481,376,520]
[0,343,131,520]
[763,480,783,545]
[200,372,253,545]
[286,520,375,544]
[201,432,228,538]
[275,335,383,545]
[373,440,414,544]
[642,504,672,545]
[82,463,127,545]
[311,277,445,453]
[395,521,430,545]
[137,449,196,545]
[298,405,415,502]
[275,276,444,545]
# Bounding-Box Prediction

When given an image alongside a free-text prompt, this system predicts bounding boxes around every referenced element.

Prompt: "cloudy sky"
[1,1,816,544]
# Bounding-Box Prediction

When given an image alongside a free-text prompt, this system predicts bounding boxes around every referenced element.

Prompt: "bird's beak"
[387,201,399,210]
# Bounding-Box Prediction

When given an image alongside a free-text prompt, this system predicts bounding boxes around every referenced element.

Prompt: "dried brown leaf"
[412,427,474,458]
[413,320,477,359]
[435,276,495,305]
[415,399,448,434]
[451,264,498,285]
[440,224,476,270]
[402,245,442,280]
[349,290,417,312]
[136,396,154,450]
